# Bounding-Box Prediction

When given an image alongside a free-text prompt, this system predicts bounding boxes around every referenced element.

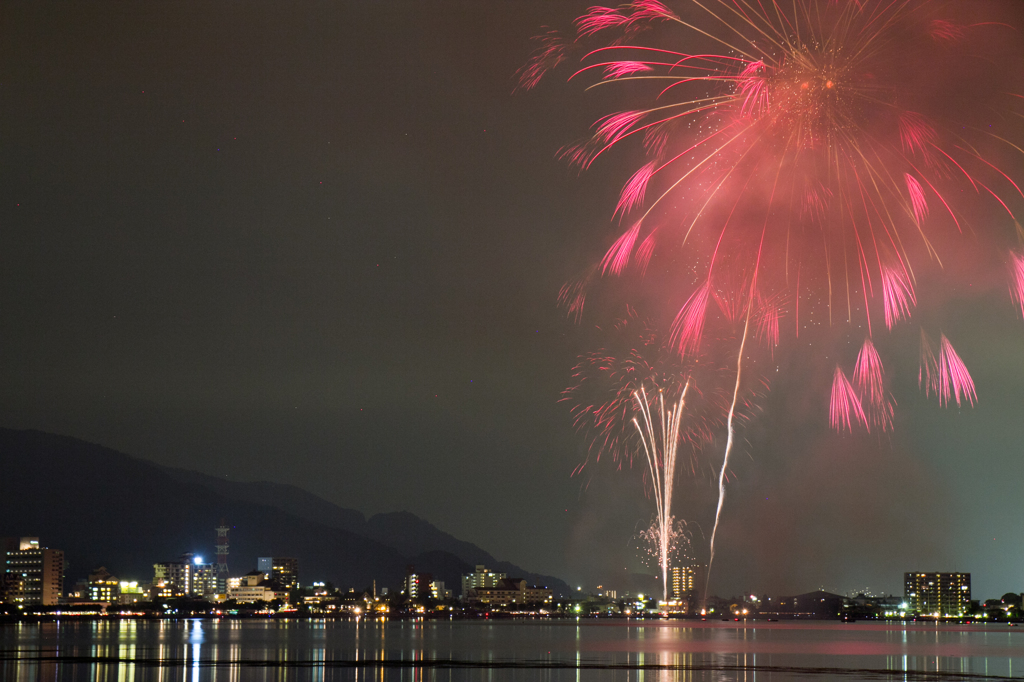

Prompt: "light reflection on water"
[2,619,1023,681]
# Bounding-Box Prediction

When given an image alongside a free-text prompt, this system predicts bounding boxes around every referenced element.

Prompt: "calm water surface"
[2,618,1023,681]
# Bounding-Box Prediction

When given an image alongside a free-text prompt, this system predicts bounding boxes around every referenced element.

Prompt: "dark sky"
[2,0,1023,600]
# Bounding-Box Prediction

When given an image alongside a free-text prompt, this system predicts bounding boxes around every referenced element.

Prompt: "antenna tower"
[215,518,230,593]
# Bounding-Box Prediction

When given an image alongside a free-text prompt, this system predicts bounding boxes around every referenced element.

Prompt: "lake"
[2,618,1023,681]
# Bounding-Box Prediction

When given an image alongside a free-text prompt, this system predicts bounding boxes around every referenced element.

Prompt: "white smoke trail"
[632,379,690,603]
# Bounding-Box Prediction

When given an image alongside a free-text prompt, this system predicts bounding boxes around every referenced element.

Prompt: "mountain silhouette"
[0,429,568,596]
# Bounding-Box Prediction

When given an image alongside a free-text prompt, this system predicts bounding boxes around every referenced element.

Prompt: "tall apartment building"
[3,537,65,606]
[394,572,448,601]
[193,560,218,597]
[257,557,298,590]
[904,572,971,616]
[461,565,506,601]
[153,559,192,598]
[670,565,702,599]
[153,554,216,598]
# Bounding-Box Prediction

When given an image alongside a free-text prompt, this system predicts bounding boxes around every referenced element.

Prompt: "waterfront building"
[192,559,218,597]
[117,581,145,605]
[3,537,65,606]
[226,570,288,603]
[338,589,372,614]
[257,557,298,589]
[465,578,553,607]
[461,565,506,601]
[87,567,120,603]
[153,558,192,598]
[430,580,451,600]
[904,572,971,617]
[670,565,702,599]
[0,573,26,604]
[153,554,218,598]
[404,570,433,600]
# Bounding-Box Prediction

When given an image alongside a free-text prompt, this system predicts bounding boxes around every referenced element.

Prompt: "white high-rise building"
[461,565,506,601]
[4,537,65,606]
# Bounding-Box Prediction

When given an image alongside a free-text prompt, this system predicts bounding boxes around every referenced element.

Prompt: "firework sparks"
[638,514,693,575]
[531,0,1022,598]
[920,330,978,408]
[830,365,868,433]
[563,311,737,601]
[1010,251,1024,318]
[854,338,894,432]
[632,382,689,602]
[525,0,1021,364]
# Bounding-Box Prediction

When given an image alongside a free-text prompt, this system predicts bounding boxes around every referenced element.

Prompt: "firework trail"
[706,301,751,604]
[528,0,1023,596]
[632,381,689,601]
[563,311,728,601]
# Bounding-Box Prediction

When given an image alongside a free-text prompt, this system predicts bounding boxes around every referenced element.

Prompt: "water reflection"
[2,620,1024,681]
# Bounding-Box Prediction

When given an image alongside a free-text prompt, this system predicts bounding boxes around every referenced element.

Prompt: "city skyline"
[7,531,1019,622]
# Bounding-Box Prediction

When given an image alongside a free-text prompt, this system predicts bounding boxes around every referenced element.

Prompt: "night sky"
[2,1,1023,600]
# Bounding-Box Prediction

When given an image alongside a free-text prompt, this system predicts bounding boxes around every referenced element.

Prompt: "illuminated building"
[191,558,218,597]
[461,565,506,601]
[153,553,216,598]
[1,573,26,604]
[465,578,553,607]
[904,572,971,616]
[257,557,298,590]
[670,565,701,599]
[3,537,65,606]
[404,569,433,600]
[227,570,288,603]
[117,581,145,605]
[667,564,704,613]
[153,559,191,598]
[87,567,120,603]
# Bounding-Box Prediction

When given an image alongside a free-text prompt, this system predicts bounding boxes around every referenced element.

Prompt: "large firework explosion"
[526,0,1024,598]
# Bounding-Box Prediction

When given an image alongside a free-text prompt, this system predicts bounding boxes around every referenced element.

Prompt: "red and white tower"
[215,519,230,593]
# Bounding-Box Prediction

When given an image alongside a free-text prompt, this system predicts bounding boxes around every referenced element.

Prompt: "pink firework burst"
[1010,251,1024,318]
[830,366,868,433]
[880,262,917,330]
[670,281,711,358]
[527,0,1020,426]
[905,174,929,223]
[920,330,977,408]
[531,0,1020,600]
[853,339,894,432]
[601,221,643,275]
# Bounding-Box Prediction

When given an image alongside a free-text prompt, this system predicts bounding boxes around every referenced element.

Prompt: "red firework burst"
[525,0,1024,430]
